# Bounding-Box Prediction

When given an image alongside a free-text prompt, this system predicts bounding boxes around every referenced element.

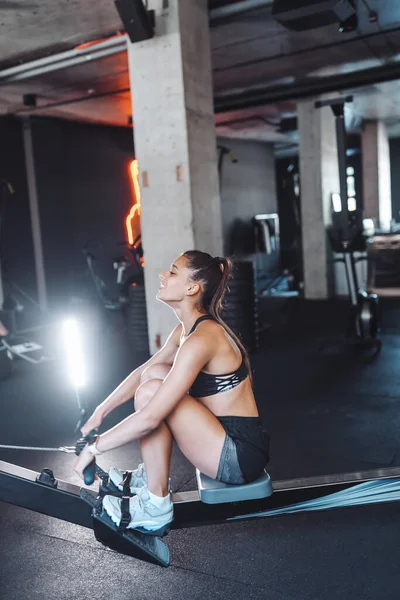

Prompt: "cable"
[0,444,75,453]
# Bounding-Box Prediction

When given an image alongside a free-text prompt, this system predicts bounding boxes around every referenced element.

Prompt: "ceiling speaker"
[115,0,155,43]
[272,0,356,31]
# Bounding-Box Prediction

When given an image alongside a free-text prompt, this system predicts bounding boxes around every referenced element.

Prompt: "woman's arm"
[74,332,212,477]
[74,332,213,479]
[95,332,212,452]
[80,324,182,434]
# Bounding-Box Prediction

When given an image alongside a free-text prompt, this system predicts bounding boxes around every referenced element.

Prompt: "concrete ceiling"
[1,0,400,147]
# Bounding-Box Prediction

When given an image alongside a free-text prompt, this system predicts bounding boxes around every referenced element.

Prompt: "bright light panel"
[62,318,85,388]
[332,193,342,213]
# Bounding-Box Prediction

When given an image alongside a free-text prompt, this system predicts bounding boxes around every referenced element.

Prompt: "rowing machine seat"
[196,469,273,505]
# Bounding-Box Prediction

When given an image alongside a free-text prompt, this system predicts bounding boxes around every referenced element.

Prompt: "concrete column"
[22,117,48,311]
[297,98,339,299]
[361,120,392,231]
[128,0,222,352]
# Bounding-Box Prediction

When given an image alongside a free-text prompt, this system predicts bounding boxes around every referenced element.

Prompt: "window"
[346,165,356,211]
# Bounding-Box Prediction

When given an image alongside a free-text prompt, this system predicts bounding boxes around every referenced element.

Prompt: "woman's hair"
[182,250,252,378]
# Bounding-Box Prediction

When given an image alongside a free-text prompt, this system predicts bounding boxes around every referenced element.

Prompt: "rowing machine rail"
[1,460,400,567]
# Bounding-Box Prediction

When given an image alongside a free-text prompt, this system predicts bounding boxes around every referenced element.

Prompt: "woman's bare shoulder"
[194,319,233,348]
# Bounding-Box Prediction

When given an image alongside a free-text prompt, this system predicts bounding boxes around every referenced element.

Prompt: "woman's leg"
[136,378,227,486]
[135,380,173,497]
[165,395,227,479]
[135,363,173,497]
[103,373,229,531]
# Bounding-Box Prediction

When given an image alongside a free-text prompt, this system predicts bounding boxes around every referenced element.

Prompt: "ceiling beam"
[209,0,273,23]
[214,61,400,112]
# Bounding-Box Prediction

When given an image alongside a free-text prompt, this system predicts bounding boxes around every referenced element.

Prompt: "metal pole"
[315,97,352,242]
[343,253,359,306]
[21,117,48,311]
[315,97,360,307]
[334,108,350,243]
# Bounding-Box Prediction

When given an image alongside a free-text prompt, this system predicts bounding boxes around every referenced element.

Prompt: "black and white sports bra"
[187,315,248,398]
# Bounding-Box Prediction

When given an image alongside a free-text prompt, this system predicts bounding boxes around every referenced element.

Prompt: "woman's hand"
[73,444,96,482]
[81,407,104,436]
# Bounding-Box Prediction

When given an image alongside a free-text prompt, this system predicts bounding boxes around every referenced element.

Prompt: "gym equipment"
[83,235,144,310]
[316,97,381,356]
[368,233,400,288]
[2,434,400,568]
[253,213,293,297]
[0,179,53,370]
[83,236,149,354]
[222,261,259,352]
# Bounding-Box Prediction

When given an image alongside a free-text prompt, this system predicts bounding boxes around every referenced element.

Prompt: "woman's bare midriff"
[198,377,260,418]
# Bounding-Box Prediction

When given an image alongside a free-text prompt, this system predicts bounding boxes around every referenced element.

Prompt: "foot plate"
[80,489,170,567]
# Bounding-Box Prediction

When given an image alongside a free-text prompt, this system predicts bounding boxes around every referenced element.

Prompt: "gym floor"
[1,297,400,599]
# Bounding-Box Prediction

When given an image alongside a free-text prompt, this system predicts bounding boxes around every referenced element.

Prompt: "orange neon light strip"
[126,159,141,245]
[74,33,124,51]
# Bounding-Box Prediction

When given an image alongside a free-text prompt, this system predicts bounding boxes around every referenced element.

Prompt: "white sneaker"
[103,486,174,533]
[108,463,147,495]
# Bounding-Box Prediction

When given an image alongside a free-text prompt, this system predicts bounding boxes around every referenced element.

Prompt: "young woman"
[74,250,269,533]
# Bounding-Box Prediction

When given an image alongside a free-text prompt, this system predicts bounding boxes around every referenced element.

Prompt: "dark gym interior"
[1,1,400,598]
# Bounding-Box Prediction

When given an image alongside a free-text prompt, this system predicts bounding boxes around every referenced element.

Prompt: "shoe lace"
[136,485,150,512]
[131,463,146,486]
[136,463,146,478]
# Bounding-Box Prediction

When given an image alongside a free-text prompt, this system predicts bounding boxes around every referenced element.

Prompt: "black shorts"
[217,416,270,483]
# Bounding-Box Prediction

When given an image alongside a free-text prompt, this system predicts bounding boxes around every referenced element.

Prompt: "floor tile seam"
[168,562,270,591]
[2,526,114,557]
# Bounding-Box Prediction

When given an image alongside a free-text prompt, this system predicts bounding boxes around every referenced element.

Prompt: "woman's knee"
[140,362,171,384]
[135,378,162,411]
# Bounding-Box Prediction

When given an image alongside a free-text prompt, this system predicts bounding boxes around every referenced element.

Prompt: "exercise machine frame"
[1,458,400,567]
[316,96,381,356]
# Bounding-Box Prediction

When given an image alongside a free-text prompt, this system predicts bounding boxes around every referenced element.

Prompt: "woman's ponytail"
[183,251,252,381]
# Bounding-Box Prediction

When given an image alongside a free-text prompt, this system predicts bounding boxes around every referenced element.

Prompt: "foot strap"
[122,471,133,497]
[117,495,132,532]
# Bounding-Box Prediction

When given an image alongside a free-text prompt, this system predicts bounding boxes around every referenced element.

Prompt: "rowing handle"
[75,430,98,485]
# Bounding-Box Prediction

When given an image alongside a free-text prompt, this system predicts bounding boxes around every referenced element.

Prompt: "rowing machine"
[1,453,400,568]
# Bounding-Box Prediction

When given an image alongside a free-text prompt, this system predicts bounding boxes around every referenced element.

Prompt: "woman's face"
[157,255,196,304]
